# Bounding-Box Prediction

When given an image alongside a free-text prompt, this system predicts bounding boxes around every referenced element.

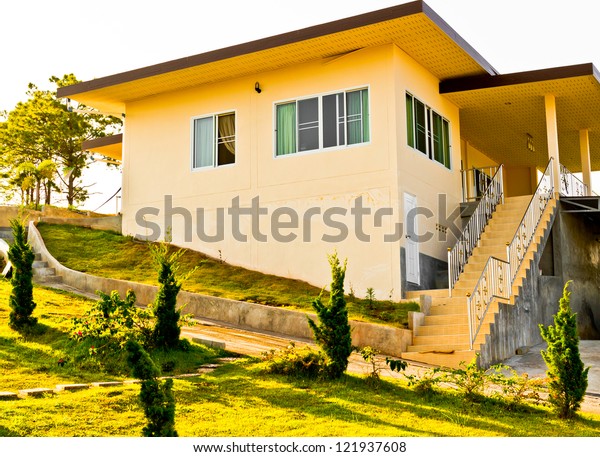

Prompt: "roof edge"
[440,63,599,93]
[82,133,123,150]
[58,1,496,99]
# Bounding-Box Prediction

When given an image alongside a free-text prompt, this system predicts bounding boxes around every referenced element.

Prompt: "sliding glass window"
[275,88,369,156]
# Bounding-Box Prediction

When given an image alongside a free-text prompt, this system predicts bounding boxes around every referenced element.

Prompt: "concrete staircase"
[0,227,13,244]
[402,195,557,368]
[32,252,62,283]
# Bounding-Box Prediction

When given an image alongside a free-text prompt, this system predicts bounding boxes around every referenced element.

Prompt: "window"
[192,112,235,168]
[406,93,451,169]
[276,88,369,156]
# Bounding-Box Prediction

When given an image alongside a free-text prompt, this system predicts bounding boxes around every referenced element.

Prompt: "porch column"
[579,129,592,195]
[545,94,561,195]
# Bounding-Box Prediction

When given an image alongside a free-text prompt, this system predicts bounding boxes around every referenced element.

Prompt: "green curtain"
[406,93,414,148]
[276,102,296,155]
[347,89,368,145]
[432,112,443,164]
[361,89,370,143]
[442,118,451,169]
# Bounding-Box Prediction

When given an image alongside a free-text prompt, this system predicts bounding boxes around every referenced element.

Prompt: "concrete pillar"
[545,94,561,195]
[579,129,592,195]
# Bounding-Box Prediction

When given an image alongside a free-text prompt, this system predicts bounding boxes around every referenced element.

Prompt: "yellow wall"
[121,44,463,298]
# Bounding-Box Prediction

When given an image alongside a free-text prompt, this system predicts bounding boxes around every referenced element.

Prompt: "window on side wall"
[192,112,236,169]
[406,92,450,169]
[275,88,369,156]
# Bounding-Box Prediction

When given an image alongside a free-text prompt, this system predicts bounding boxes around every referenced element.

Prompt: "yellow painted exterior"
[121,43,463,299]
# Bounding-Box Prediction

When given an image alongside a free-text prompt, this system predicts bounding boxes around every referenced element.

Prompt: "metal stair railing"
[559,163,590,197]
[465,158,555,349]
[448,165,504,297]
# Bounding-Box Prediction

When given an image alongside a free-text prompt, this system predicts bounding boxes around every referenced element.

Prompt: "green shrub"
[7,218,37,331]
[489,365,543,410]
[358,346,383,385]
[262,342,327,379]
[444,356,488,402]
[308,252,352,379]
[404,367,443,396]
[539,281,589,418]
[71,289,153,355]
[126,340,178,437]
[150,242,197,350]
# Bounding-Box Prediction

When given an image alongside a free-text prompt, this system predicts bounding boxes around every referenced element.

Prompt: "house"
[60,1,600,367]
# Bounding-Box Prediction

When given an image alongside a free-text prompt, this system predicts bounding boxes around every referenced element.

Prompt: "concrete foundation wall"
[554,209,600,338]
[38,216,122,233]
[27,222,411,356]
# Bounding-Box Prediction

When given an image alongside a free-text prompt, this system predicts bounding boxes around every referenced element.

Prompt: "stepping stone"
[55,384,89,392]
[18,388,54,398]
[91,381,123,388]
[0,391,18,400]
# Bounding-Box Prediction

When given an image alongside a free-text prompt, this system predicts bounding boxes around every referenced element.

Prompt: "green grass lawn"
[0,279,599,437]
[37,223,418,326]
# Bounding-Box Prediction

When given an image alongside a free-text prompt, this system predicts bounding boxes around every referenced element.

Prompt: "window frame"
[190,110,237,171]
[273,86,371,158]
[406,92,451,170]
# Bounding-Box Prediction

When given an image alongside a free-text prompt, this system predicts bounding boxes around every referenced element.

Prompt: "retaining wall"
[27,222,411,356]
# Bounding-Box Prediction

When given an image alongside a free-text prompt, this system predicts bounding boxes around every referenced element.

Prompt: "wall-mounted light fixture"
[526,133,535,152]
[255,82,262,94]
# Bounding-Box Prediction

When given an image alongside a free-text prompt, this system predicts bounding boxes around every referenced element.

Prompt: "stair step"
[412,333,482,346]
[424,314,469,326]
[405,289,449,299]
[33,260,48,268]
[416,323,470,336]
[34,275,62,283]
[401,350,479,369]
[34,267,56,276]
[429,303,467,315]
[34,253,42,261]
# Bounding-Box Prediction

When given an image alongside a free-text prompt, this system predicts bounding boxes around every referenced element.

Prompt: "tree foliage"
[539,281,589,418]
[150,243,196,350]
[7,218,36,330]
[71,289,154,352]
[308,252,352,379]
[0,74,121,207]
[125,340,178,437]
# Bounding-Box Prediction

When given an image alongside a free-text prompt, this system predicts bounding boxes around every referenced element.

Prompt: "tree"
[125,340,178,437]
[539,281,589,418]
[150,243,196,349]
[7,218,37,330]
[0,75,121,207]
[307,252,353,379]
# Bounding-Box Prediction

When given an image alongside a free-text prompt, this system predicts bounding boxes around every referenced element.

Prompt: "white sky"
[1,0,600,209]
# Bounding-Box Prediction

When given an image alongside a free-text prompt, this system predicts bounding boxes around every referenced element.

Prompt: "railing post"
[447,247,452,297]
[466,292,473,350]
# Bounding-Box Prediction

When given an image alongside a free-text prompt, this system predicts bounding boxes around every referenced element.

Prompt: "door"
[403,192,420,285]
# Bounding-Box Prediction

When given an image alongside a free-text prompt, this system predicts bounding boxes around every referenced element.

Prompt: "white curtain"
[194,117,214,167]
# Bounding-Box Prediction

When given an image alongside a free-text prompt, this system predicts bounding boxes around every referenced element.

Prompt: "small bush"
[126,340,178,437]
[71,289,154,355]
[262,342,327,379]
[404,367,443,396]
[357,346,383,384]
[150,242,197,350]
[308,252,352,379]
[444,357,488,402]
[7,217,37,331]
[490,365,543,410]
[539,281,589,418]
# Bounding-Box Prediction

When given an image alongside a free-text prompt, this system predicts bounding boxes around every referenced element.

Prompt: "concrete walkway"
[39,280,600,415]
